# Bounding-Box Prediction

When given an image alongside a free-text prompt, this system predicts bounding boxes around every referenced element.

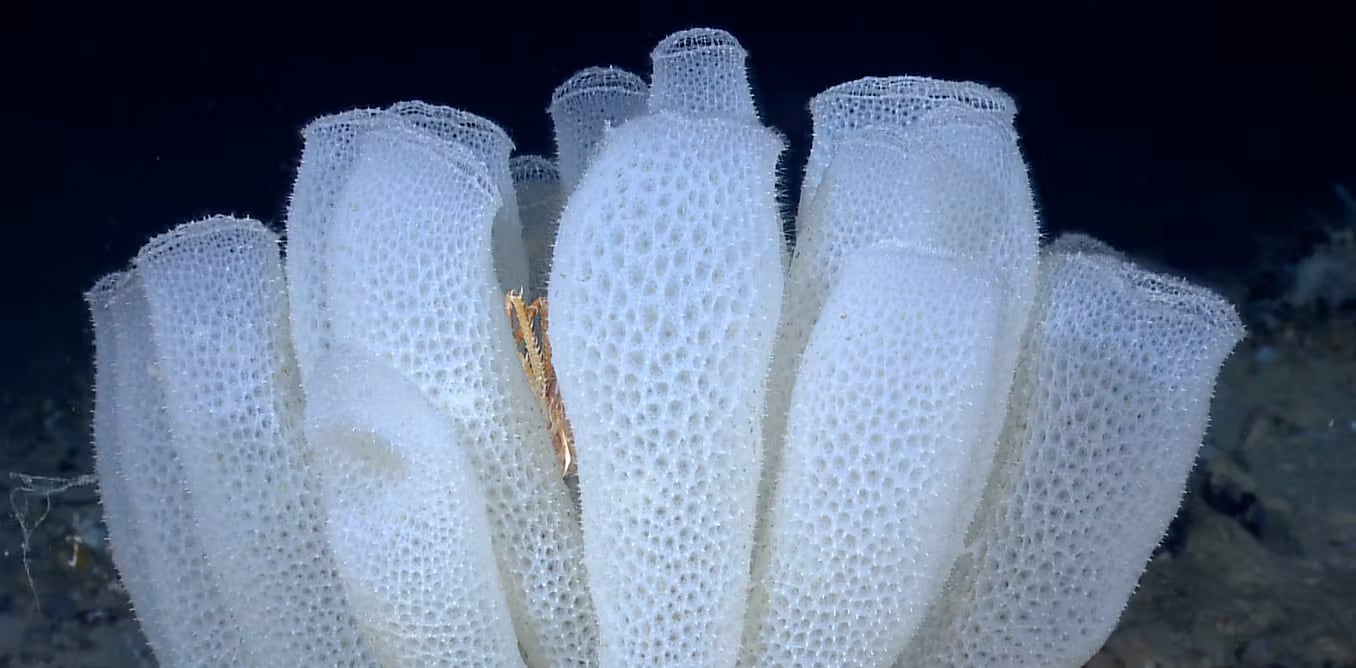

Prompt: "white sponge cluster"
[85,27,1243,668]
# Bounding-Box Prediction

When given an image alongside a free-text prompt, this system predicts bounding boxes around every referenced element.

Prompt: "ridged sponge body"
[549,110,785,667]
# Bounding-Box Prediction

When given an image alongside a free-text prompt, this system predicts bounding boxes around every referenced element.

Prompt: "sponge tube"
[761,114,1039,563]
[548,67,648,195]
[744,245,1004,667]
[132,216,376,666]
[318,119,597,667]
[900,242,1245,666]
[550,110,785,666]
[86,271,252,666]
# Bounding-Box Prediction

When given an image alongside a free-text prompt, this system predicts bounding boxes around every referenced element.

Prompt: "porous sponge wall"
[548,67,649,194]
[759,85,1039,569]
[549,110,784,666]
[901,246,1245,666]
[303,346,521,666]
[313,117,597,667]
[744,246,1003,667]
[87,272,252,666]
[131,218,377,666]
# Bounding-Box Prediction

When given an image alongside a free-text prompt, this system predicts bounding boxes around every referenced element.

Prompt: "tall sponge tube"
[899,239,1245,666]
[744,245,1006,667]
[549,30,785,666]
[86,271,253,667]
[307,115,598,667]
[131,216,377,666]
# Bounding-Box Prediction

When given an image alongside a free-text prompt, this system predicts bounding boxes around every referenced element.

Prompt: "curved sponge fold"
[303,345,521,667]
